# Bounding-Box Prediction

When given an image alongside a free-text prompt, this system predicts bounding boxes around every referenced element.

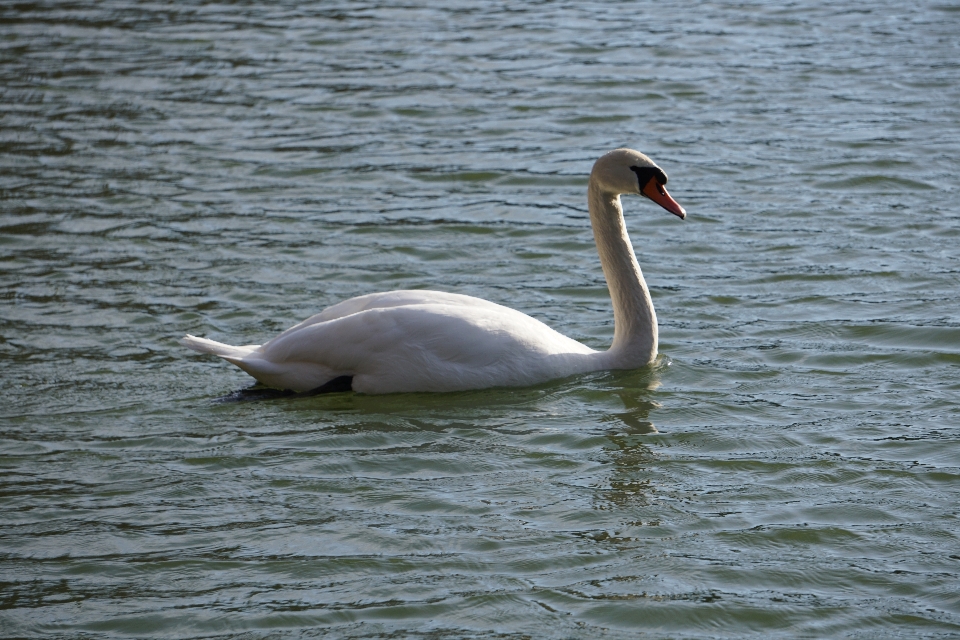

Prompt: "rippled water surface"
[3,1,960,638]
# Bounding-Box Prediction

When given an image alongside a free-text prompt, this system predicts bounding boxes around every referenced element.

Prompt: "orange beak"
[641,178,686,219]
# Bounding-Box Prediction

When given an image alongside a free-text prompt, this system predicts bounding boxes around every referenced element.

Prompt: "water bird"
[182,148,686,394]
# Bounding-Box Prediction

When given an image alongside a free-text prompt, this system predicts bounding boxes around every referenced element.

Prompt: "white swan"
[182,148,686,394]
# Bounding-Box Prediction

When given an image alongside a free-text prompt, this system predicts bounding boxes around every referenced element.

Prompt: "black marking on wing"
[303,375,354,395]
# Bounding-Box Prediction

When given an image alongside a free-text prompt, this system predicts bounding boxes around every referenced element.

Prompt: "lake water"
[2,1,959,637]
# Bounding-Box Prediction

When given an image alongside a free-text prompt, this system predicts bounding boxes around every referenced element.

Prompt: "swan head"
[592,148,686,219]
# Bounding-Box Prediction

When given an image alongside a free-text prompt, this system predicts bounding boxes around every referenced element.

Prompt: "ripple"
[2,0,959,637]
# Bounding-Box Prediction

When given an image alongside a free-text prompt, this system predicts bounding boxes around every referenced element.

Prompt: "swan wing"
[281,290,511,331]
[247,302,596,393]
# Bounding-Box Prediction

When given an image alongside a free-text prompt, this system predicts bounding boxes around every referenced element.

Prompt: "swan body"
[182,149,686,394]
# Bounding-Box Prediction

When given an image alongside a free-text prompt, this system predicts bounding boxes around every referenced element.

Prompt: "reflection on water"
[607,370,663,434]
[2,0,960,637]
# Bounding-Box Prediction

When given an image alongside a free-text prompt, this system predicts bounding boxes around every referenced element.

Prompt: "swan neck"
[588,181,658,366]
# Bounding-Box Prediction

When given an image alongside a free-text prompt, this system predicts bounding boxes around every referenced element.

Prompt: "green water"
[2,1,959,638]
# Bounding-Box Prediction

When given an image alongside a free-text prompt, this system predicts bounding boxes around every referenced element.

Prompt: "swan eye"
[630,165,668,189]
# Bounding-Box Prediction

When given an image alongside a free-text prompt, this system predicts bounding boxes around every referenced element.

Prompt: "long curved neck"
[588,181,658,367]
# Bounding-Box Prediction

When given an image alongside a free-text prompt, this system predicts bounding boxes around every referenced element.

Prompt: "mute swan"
[182,148,685,394]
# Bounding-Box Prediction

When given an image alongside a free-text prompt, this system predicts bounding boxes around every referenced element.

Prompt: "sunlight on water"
[1,1,959,638]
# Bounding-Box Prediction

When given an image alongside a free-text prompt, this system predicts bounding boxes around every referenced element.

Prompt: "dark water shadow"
[214,386,299,403]
[213,376,354,403]
[209,358,669,426]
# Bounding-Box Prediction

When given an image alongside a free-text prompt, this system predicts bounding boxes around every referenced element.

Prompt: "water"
[2,1,959,637]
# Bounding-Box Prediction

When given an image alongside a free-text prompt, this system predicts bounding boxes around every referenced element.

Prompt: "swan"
[181,148,686,394]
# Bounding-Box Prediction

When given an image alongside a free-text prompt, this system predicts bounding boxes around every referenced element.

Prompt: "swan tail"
[180,335,260,362]
[181,334,340,392]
